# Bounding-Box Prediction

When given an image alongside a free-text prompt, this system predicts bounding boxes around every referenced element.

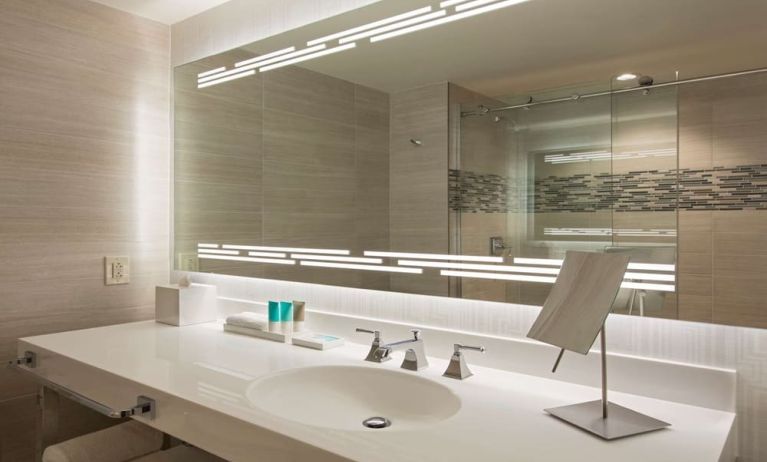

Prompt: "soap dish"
[223,323,288,343]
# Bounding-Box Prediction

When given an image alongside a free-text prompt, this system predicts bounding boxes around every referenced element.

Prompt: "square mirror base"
[545,400,670,440]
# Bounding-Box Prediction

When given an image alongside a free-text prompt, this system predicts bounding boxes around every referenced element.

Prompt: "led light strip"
[235,47,297,67]
[197,70,255,89]
[365,251,503,263]
[259,43,357,72]
[338,11,447,44]
[197,243,220,249]
[455,0,506,11]
[198,254,295,265]
[440,0,474,7]
[308,6,433,46]
[624,272,675,282]
[197,67,226,78]
[513,257,675,272]
[398,260,560,274]
[224,245,350,255]
[198,45,327,83]
[620,282,676,292]
[198,249,241,255]
[543,228,677,237]
[370,0,529,43]
[441,270,557,283]
[292,254,383,264]
[248,251,288,258]
[301,261,422,274]
[544,148,676,164]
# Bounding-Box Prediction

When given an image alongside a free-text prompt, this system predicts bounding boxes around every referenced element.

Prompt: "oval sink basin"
[246,365,461,431]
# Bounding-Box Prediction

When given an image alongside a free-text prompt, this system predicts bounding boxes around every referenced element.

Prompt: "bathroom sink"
[246,365,461,431]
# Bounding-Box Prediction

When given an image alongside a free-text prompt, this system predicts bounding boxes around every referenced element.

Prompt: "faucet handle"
[443,343,485,380]
[454,344,485,354]
[356,328,389,363]
[356,328,381,341]
[410,329,421,340]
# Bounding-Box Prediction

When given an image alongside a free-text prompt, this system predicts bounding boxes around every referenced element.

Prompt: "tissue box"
[155,283,217,326]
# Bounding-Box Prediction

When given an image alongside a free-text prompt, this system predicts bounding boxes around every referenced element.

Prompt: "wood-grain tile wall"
[0,0,170,459]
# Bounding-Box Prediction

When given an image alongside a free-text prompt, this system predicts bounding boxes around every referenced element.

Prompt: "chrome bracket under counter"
[8,351,156,420]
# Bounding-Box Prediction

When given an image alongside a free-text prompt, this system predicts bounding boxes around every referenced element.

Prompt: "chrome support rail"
[8,351,156,420]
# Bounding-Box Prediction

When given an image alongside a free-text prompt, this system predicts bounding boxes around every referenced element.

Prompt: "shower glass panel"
[455,82,678,316]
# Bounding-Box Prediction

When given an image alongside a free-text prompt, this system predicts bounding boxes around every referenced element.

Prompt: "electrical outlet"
[177,253,199,272]
[105,256,130,285]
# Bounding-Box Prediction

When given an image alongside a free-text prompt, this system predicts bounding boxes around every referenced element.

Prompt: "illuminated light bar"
[365,251,503,263]
[441,270,557,284]
[621,282,676,292]
[248,251,287,258]
[197,67,226,78]
[198,254,295,265]
[292,254,383,264]
[543,228,677,237]
[197,70,255,89]
[398,260,559,274]
[440,0,474,7]
[259,43,357,72]
[198,45,326,83]
[308,6,433,46]
[197,243,219,248]
[455,0,506,11]
[514,257,675,272]
[223,245,350,255]
[338,11,447,44]
[624,272,676,282]
[235,47,297,67]
[198,249,241,255]
[300,261,422,274]
[370,0,529,42]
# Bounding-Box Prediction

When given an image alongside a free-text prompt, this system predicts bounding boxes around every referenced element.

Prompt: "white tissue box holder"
[155,283,217,326]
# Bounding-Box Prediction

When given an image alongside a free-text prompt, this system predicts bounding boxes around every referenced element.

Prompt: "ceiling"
[90,0,232,24]
[234,0,767,98]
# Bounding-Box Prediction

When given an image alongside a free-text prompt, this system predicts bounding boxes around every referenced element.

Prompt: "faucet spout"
[375,330,428,371]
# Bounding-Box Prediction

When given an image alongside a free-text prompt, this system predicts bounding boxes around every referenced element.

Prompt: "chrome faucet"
[443,343,485,380]
[374,329,428,371]
[355,328,389,363]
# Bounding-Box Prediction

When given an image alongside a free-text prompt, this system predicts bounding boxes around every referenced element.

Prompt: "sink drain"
[362,416,391,429]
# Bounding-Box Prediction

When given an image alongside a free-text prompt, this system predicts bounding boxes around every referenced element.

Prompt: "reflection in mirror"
[174,0,767,328]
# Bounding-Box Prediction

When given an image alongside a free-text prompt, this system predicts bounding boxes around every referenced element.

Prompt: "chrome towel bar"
[8,351,156,420]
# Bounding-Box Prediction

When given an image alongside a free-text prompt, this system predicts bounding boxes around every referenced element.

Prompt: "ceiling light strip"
[365,251,503,263]
[292,254,383,264]
[247,252,288,258]
[198,254,295,265]
[198,249,241,255]
[308,6,433,46]
[235,47,297,67]
[197,243,220,248]
[300,261,422,274]
[338,10,447,44]
[441,270,557,284]
[224,245,350,255]
[260,43,357,72]
[624,272,676,282]
[197,67,226,78]
[197,70,255,89]
[370,0,529,42]
[398,260,560,274]
[621,282,676,292]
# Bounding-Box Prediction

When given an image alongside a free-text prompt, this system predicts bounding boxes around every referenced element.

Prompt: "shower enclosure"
[451,79,679,316]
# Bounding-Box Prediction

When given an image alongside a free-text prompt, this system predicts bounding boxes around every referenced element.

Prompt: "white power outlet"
[177,253,199,272]
[105,256,130,285]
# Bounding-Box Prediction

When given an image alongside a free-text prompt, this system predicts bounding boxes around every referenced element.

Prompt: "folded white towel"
[225,312,268,331]
[42,420,163,462]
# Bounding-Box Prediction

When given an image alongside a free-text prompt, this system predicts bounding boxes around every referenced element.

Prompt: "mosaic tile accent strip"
[450,164,767,213]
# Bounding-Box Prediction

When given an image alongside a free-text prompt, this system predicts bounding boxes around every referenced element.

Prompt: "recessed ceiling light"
[616,73,638,81]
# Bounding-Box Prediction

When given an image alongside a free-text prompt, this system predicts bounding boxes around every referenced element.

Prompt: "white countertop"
[20,320,735,462]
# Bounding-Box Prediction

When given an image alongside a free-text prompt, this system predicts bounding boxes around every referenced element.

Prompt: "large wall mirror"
[174,0,767,328]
